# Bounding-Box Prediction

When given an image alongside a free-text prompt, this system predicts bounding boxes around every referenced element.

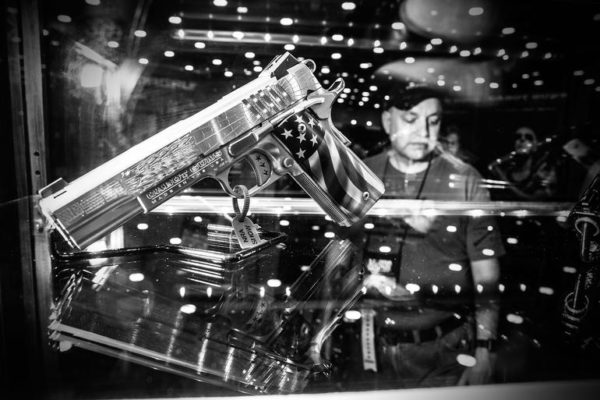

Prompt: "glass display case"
[2,0,600,399]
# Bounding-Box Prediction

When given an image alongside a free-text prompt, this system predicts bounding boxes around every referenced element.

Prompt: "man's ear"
[381,110,391,135]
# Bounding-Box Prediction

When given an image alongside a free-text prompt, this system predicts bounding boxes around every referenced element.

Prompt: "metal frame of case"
[3,0,55,395]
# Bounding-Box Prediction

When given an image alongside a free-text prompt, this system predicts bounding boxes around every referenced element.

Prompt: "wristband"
[475,339,497,352]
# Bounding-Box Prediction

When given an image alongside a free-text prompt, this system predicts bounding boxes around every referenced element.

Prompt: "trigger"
[248,153,272,186]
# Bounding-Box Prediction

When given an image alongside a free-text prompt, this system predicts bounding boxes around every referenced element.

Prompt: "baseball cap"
[382,82,445,111]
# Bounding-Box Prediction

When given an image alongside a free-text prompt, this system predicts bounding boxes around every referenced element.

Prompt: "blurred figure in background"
[440,124,477,166]
[562,137,600,196]
[488,126,560,200]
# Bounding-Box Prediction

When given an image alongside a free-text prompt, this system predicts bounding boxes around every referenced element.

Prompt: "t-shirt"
[362,151,506,311]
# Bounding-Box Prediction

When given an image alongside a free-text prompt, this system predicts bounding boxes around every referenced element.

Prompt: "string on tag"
[232,185,250,222]
[230,185,266,249]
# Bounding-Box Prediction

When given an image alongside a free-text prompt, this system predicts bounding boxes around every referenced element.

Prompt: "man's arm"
[472,257,501,340]
[459,257,500,385]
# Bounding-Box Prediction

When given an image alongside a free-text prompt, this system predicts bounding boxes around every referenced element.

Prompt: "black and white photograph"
[1,1,600,399]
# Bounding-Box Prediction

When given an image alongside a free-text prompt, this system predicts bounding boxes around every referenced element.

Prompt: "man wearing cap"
[356,84,505,387]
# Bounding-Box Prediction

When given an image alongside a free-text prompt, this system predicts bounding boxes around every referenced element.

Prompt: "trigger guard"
[214,169,237,197]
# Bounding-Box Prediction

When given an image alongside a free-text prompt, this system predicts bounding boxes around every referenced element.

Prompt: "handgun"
[38,52,385,249]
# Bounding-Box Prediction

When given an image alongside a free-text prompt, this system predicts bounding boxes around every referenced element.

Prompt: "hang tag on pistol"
[232,217,265,249]
[231,185,267,249]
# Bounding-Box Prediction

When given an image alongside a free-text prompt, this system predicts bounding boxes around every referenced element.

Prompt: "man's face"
[445,132,460,155]
[382,98,442,161]
[514,127,537,154]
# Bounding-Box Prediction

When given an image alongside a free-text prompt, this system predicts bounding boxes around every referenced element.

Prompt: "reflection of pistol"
[50,231,364,393]
[38,52,385,249]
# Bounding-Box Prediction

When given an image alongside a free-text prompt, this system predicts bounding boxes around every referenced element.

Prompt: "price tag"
[230,185,266,249]
[232,216,266,249]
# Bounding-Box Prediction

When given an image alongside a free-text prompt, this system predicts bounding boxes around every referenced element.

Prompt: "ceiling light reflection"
[129,273,144,282]
[57,15,72,23]
[280,17,293,26]
[267,279,282,288]
[391,21,405,30]
[468,7,484,16]
[341,2,356,11]
[457,354,477,367]
[525,42,538,49]
[180,304,197,314]
[344,310,361,321]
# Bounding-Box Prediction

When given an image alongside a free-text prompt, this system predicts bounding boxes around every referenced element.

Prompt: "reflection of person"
[354,83,505,388]
[442,130,461,155]
[563,137,600,198]
[488,126,559,200]
[440,125,476,165]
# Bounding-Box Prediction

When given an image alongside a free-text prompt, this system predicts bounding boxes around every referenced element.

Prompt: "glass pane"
[35,0,600,397]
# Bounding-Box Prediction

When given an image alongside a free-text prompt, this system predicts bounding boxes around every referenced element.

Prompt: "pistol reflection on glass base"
[49,229,363,394]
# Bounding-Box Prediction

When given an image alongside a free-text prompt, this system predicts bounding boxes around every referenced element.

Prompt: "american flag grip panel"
[272,109,384,225]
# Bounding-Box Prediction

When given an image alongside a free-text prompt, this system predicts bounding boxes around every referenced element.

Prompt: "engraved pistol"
[38,53,384,249]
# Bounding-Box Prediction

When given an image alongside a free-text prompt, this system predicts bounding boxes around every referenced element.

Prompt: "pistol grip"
[270,109,385,226]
